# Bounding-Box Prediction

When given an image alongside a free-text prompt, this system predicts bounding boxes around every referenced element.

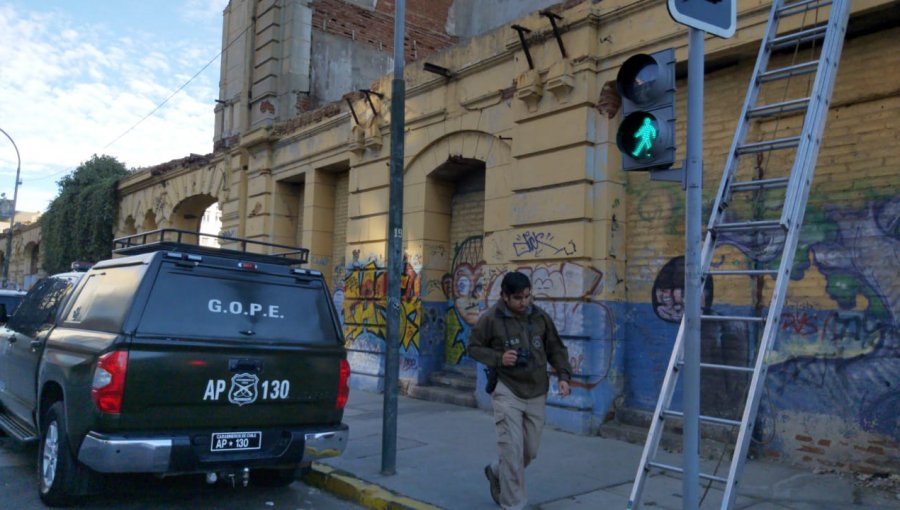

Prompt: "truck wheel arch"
[38,382,64,433]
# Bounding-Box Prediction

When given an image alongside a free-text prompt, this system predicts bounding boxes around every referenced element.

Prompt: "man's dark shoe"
[484,464,501,505]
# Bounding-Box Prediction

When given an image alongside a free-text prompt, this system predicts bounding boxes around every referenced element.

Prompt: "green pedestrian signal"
[630,116,658,158]
[615,49,676,172]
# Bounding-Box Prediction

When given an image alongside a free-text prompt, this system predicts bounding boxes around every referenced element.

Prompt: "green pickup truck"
[0,230,349,506]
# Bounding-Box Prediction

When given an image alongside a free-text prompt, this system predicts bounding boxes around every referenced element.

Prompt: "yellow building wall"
[105,0,898,472]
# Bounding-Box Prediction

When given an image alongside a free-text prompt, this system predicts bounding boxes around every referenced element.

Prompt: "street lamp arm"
[0,127,22,286]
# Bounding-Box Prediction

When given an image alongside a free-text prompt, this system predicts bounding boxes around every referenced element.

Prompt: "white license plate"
[210,431,262,452]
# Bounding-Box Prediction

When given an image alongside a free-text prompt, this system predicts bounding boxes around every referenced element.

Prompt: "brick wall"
[310,0,458,62]
[332,171,350,268]
[623,26,900,474]
[449,172,486,252]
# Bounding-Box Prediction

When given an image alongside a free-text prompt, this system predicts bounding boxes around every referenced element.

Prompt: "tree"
[40,155,129,274]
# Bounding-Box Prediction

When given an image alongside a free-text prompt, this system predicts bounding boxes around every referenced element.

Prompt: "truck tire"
[38,401,81,507]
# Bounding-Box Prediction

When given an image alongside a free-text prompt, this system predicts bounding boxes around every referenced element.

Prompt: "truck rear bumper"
[77,424,348,474]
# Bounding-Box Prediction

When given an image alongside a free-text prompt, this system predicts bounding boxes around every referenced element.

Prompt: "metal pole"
[0,128,21,286]
[382,0,406,476]
[683,27,704,510]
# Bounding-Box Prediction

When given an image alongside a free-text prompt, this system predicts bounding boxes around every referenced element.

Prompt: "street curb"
[304,463,443,510]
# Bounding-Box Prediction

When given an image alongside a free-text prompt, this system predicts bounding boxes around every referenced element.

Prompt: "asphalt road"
[0,436,363,510]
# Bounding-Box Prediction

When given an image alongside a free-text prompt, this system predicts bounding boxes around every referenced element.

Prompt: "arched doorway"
[170,194,219,246]
[142,211,159,232]
[435,157,487,370]
[199,203,222,247]
[170,194,217,232]
[23,241,40,289]
[122,216,137,236]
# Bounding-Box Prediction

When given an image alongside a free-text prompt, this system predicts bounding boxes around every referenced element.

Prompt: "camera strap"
[501,313,534,351]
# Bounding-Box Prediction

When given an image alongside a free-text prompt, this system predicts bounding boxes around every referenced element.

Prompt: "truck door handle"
[30,340,43,350]
[7,334,16,343]
[229,358,262,373]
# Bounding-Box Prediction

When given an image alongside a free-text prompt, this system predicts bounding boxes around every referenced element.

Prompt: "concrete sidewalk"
[305,390,899,510]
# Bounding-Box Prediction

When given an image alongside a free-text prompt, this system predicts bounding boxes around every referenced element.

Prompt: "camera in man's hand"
[515,348,531,368]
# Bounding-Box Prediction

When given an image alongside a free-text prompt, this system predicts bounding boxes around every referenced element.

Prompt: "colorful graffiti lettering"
[340,257,422,352]
[780,304,819,336]
[512,231,576,257]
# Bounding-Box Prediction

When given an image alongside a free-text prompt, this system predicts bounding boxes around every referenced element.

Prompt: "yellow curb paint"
[306,463,442,510]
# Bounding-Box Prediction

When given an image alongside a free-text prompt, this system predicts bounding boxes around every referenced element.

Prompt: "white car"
[0,288,26,321]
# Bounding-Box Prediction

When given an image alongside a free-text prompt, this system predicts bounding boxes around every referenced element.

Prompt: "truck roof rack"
[113,229,309,266]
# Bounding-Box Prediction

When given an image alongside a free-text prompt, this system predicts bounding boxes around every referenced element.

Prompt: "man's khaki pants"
[489,381,546,510]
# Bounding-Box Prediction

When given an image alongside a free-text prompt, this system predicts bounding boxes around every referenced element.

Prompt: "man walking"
[467,271,573,510]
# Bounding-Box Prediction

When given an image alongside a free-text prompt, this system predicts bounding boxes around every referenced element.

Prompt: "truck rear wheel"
[38,402,81,506]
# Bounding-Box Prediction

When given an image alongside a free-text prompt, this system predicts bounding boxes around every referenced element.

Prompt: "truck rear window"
[136,267,340,344]
[63,265,146,332]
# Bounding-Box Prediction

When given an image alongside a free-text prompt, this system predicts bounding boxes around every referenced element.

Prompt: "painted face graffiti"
[651,256,713,323]
[453,262,486,325]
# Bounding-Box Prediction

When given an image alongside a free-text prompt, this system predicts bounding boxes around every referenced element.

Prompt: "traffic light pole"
[683,27,705,510]
[0,127,21,286]
[382,0,405,476]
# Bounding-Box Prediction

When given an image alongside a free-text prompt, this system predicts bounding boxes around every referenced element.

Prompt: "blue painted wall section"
[624,198,899,471]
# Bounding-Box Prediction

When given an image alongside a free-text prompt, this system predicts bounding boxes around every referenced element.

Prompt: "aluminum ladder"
[627,0,851,508]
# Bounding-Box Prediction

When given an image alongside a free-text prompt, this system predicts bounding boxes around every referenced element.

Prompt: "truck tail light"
[336,359,350,410]
[92,350,129,414]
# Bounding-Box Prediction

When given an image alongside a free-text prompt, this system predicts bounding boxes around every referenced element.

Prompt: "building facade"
[104,0,900,475]
[0,212,45,289]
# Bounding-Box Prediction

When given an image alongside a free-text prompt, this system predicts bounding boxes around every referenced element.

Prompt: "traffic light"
[615,48,676,172]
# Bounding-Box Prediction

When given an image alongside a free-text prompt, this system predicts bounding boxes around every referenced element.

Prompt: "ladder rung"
[701,314,766,323]
[736,136,801,154]
[678,359,756,374]
[662,410,743,428]
[699,361,756,373]
[768,25,828,51]
[778,0,833,18]
[759,61,819,83]
[729,177,790,192]
[706,268,779,276]
[747,97,811,119]
[713,219,785,232]
[646,462,729,484]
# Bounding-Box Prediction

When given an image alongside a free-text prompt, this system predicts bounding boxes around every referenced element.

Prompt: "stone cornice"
[275,111,352,146]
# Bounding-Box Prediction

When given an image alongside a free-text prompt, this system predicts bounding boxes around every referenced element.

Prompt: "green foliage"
[40,155,129,274]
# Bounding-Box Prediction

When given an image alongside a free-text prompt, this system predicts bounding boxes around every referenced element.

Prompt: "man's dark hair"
[501,271,531,296]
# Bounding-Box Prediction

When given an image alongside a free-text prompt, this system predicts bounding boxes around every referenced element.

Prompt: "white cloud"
[0,3,223,212]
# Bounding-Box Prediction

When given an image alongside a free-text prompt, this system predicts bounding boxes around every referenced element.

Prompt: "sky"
[0,0,230,213]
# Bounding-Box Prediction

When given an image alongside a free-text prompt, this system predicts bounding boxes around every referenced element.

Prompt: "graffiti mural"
[444,236,487,365]
[763,198,899,440]
[337,255,423,364]
[486,261,604,337]
[512,230,577,257]
[628,196,899,471]
[645,256,750,419]
[651,256,714,323]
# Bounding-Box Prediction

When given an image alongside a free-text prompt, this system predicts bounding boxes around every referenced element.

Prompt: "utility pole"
[0,127,21,286]
[382,0,406,476]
